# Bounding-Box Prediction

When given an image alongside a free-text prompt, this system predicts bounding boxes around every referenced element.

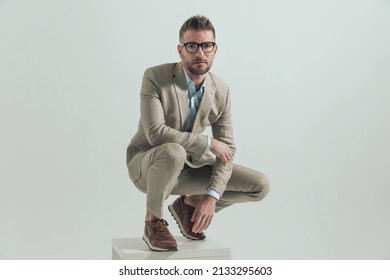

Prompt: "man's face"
[178,29,218,77]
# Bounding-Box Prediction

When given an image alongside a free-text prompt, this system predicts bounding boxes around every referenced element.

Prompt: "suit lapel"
[192,73,215,132]
[172,62,188,130]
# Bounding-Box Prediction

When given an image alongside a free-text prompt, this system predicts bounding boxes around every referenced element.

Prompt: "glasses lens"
[185,43,198,53]
[183,42,215,53]
[202,42,215,53]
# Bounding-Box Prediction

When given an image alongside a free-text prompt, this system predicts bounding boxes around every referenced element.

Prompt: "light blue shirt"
[182,68,211,155]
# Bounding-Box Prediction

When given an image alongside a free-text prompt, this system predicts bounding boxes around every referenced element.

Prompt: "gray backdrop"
[1,0,389,259]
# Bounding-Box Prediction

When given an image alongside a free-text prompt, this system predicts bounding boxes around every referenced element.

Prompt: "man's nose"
[195,46,205,55]
[194,48,206,58]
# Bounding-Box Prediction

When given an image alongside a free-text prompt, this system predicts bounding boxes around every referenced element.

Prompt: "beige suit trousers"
[129,143,269,218]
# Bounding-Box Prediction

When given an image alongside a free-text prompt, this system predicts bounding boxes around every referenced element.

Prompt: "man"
[126,15,269,252]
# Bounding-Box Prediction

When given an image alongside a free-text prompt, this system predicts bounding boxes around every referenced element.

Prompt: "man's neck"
[184,69,206,91]
[191,75,206,91]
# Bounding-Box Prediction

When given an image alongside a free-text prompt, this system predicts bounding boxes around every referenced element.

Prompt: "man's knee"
[156,143,186,169]
[252,172,270,201]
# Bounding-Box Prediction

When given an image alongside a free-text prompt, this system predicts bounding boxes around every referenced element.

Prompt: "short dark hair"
[179,15,216,42]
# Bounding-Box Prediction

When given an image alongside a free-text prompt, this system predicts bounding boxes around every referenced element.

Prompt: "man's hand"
[191,195,217,233]
[210,138,233,166]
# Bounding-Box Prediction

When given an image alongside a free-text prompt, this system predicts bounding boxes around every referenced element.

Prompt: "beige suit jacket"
[126,62,235,195]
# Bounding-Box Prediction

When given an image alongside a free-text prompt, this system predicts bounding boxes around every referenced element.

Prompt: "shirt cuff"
[204,136,211,154]
[207,188,221,200]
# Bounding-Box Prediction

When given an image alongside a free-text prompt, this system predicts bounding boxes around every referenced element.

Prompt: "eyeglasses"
[180,41,216,53]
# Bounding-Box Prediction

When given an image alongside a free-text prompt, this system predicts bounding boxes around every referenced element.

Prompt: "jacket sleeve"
[140,68,208,160]
[209,89,236,195]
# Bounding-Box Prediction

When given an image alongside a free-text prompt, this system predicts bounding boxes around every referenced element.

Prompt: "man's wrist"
[204,136,211,154]
[207,188,221,200]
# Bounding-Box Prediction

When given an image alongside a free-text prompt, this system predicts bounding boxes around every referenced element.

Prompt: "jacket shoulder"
[145,62,177,75]
[208,72,229,92]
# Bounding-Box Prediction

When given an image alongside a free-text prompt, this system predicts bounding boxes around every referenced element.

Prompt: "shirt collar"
[182,67,206,94]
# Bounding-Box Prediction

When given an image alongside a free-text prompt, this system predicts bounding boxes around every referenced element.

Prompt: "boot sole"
[142,234,177,252]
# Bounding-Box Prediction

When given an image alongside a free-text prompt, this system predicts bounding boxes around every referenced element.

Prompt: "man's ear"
[177,45,184,60]
[213,44,218,55]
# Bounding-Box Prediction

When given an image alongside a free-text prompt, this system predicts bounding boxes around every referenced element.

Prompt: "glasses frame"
[180,41,216,53]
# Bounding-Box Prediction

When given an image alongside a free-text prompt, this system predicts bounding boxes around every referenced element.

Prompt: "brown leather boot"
[143,218,178,251]
[168,196,206,240]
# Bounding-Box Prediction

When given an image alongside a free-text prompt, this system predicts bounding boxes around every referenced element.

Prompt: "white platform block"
[112,236,231,260]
